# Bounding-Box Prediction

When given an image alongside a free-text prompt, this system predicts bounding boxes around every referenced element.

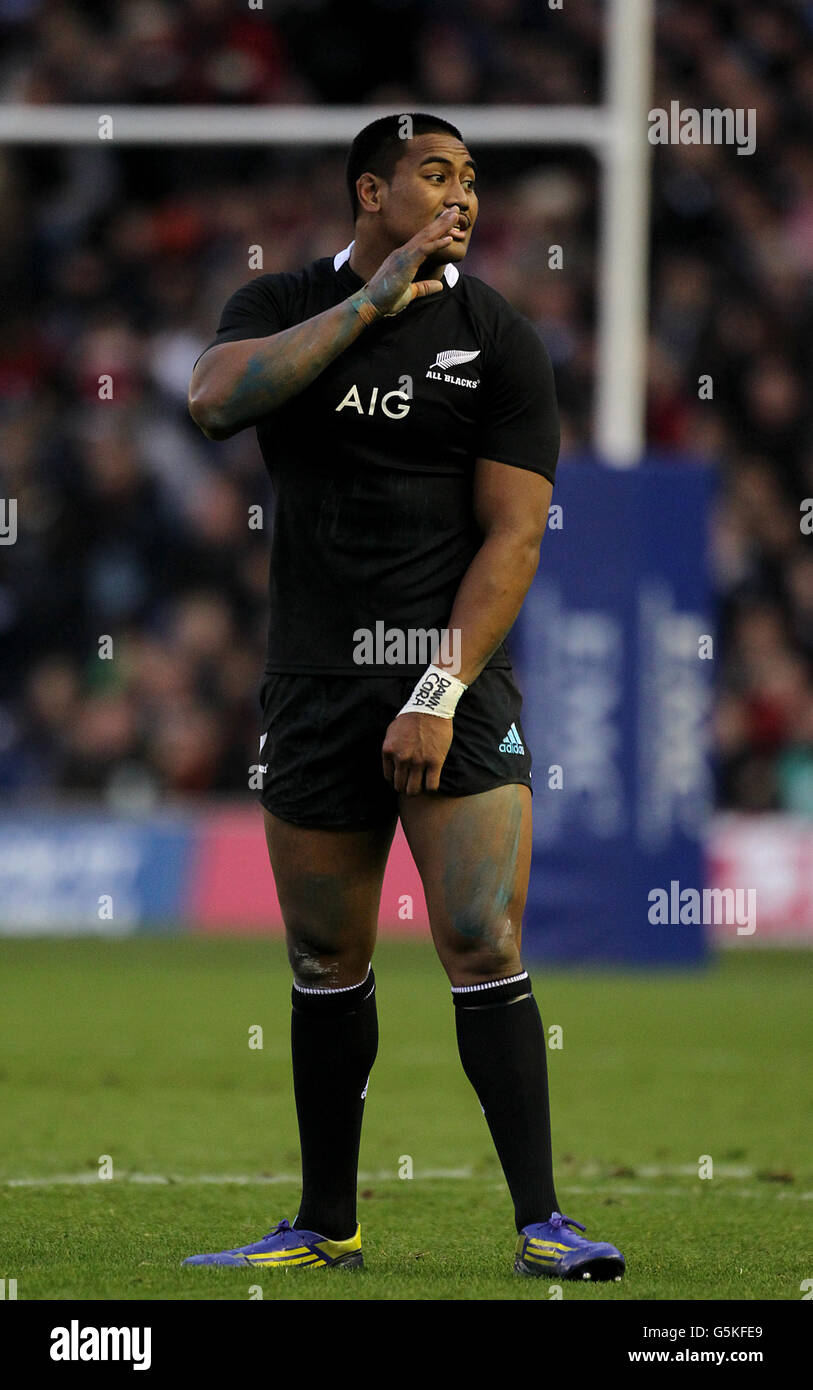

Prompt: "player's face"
[381,133,478,262]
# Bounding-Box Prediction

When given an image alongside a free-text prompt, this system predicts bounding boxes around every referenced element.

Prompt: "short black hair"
[346,112,464,219]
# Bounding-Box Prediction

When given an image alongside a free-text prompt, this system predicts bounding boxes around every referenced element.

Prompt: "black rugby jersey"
[201,244,560,676]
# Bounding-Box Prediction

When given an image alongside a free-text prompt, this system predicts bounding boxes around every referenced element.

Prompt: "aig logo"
[335,384,411,419]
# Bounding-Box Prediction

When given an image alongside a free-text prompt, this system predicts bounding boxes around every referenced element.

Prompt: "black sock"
[290,967,377,1242]
[453,971,559,1231]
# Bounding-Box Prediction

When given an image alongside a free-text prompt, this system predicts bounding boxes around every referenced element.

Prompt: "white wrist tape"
[399,665,468,720]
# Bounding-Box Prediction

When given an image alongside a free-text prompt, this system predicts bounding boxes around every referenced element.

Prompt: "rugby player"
[183,114,624,1281]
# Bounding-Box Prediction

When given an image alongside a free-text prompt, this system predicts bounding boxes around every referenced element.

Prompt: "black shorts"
[256,667,533,829]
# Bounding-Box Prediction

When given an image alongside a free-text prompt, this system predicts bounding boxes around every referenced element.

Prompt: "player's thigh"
[398,783,532,984]
[263,808,398,986]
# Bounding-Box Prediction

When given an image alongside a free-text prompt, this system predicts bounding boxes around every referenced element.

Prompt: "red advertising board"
[186,808,429,935]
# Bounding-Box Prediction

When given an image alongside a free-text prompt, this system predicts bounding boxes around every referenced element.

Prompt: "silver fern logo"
[429,349,480,371]
[426,348,481,389]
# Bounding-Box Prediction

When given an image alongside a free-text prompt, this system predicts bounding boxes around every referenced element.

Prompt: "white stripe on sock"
[451,971,528,995]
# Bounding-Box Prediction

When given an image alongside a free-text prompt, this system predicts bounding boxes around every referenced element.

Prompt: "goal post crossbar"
[0,104,613,147]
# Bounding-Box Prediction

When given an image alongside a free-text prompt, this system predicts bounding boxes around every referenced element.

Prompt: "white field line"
[3,1168,471,1188]
[3,1165,809,1199]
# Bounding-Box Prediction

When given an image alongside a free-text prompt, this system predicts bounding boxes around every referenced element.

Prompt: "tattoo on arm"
[201,295,373,435]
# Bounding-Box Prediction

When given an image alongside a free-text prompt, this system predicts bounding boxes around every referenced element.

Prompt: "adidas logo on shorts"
[499,722,525,754]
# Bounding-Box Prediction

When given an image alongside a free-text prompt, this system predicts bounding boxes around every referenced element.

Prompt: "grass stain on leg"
[441,790,523,948]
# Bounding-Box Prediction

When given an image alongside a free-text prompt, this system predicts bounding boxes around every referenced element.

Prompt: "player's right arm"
[189,207,460,440]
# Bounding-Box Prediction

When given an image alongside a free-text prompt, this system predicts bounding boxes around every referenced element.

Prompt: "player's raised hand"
[363,207,461,317]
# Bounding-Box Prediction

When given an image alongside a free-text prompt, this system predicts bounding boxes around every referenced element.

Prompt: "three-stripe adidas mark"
[499,722,525,754]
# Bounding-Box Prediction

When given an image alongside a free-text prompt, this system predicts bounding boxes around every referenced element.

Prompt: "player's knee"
[286,930,337,985]
[438,926,521,986]
[285,927,367,990]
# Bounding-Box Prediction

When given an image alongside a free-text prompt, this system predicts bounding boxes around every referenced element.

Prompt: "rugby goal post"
[0,0,653,466]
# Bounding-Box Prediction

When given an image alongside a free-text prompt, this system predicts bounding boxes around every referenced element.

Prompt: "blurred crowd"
[0,0,812,812]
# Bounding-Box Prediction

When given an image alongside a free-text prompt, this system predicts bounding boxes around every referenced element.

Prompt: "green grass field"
[0,937,810,1301]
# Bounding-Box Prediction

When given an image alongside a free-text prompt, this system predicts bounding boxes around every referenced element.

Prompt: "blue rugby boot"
[515,1211,625,1281]
[182,1218,363,1269]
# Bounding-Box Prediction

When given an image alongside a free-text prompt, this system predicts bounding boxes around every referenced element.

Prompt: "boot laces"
[549,1212,586,1234]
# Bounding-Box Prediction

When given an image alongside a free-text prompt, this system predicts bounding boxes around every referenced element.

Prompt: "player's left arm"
[443,310,560,687]
[444,459,553,685]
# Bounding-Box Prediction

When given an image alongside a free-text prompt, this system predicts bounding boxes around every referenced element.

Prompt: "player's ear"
[356,172,383,215]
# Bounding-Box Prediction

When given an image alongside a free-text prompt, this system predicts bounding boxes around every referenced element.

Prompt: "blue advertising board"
[513,458,715,965]
[0,811,196,934]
